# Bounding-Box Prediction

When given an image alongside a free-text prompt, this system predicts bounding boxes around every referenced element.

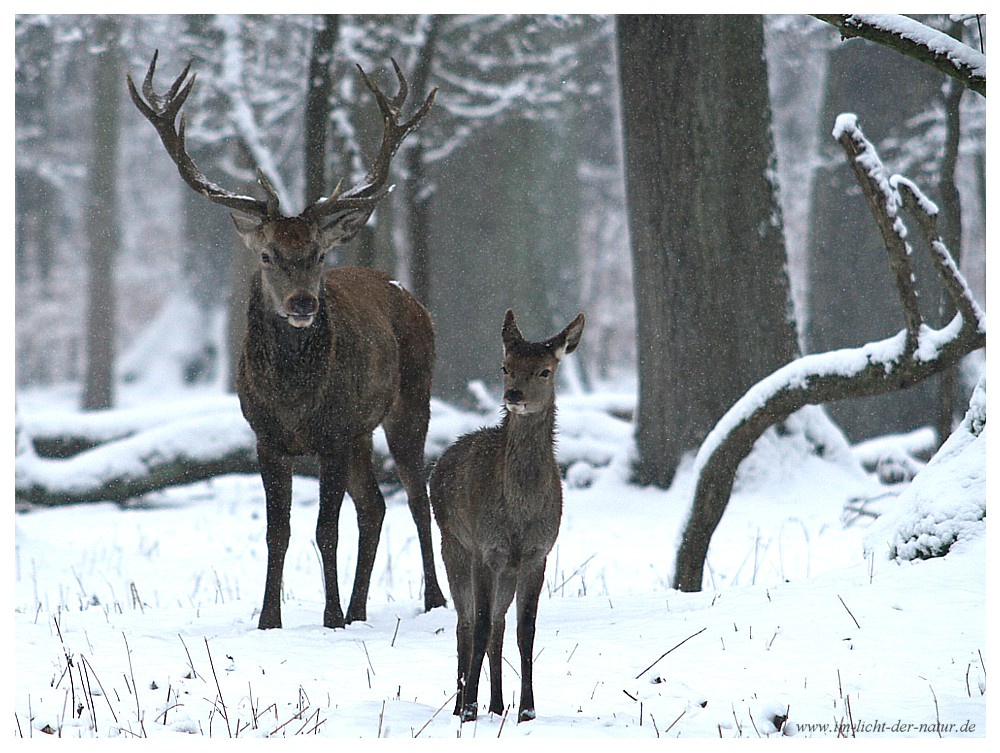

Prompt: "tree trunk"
[303,15,340,207]
[404,15,440,306]
[617,15,799,488]
[82,16,122,411]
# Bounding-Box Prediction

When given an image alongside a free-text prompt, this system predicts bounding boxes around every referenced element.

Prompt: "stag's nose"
[285,293,319,327]
[287,293,319,318]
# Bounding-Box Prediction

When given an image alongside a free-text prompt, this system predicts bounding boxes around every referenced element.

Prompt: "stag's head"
[500,310,585,416]
[127,52,435,329]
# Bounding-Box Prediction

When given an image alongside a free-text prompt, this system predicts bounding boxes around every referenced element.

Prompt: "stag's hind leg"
[383,401,446,611]
[342,434,386,625]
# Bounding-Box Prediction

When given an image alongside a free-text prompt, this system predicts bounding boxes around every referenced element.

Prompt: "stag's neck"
[246,278,331,370]
[501,405,558,506]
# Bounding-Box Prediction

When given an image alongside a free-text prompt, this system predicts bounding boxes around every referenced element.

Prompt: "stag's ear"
[550,313,585,360]
[231,212,264,247]
[317,208,375,249]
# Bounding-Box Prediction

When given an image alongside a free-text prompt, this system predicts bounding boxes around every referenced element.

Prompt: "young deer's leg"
[317,448,351,629]
[440,535,474,716]
[460,559,496,722]
[487,572,517,716]
[344,434,386,624]
[257,443,294,630]
[383,409,446,611]
[515,559,547,722]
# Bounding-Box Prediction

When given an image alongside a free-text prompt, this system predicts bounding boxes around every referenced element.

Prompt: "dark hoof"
[258,613,282,630]
[324,609,346,629]
[518,708,536,723]
[424,587,447,612]
[459,703,478,723]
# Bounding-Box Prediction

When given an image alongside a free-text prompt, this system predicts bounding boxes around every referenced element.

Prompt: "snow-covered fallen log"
[15,412,258,507]
[15,391,633,507]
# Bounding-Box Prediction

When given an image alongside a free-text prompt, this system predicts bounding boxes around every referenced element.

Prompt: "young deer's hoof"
[458,703,478,723]
[518,708,536,723]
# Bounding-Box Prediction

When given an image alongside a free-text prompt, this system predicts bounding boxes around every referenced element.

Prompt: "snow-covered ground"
[12,380,986,739]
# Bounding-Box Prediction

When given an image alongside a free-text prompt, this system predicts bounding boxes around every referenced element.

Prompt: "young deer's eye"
[501,366,509,375]
[317,251,327,264]
[538,369,552,378]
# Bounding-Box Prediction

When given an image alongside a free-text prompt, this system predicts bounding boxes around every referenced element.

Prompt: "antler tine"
[127,51,272,219]
[303,61,435,221]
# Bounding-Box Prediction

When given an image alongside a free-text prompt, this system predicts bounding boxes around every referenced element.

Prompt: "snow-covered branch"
[813,14,986,97]
[672,116,986,593]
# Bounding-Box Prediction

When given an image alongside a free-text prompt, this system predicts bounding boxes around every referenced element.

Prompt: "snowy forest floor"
[12,382,987,740]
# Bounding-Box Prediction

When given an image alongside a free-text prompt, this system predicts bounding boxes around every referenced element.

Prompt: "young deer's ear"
[550,313,585,360]
[502,309,524,352]
[316,207,375,249]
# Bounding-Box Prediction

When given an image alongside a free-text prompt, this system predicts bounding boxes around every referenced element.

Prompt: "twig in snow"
[837,595,861,629]
[204,637,231,737]
[413,692,456,737]
[122,633,145,735]
[664,708,686,736]
[635,627,707,679]
[391,616,401,647]
[496,706,510,737]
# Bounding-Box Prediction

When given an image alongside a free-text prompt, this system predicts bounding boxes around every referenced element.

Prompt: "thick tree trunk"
[617,15,799,488]
[82,16,122,410]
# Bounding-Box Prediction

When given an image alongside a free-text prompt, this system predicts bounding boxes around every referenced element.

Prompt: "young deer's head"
[127,52,434,330]
[500,310,585,416]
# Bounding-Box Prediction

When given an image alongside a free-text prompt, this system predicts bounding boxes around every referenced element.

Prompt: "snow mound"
[865,375,986,561]
[733,404,865,493]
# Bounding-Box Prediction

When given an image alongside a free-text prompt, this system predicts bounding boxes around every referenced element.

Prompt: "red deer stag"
[430,310,585,722]
[127,52,445,629]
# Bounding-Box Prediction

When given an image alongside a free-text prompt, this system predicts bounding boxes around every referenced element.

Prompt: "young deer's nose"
[504,389,524,405]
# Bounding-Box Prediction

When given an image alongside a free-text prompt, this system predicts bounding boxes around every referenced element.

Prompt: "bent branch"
[672,116,986,592]
[813,14,985,97]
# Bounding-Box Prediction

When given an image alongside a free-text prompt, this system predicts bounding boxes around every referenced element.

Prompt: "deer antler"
[129,52,436,226]
[300,58,437,222]
[126,50,278,219]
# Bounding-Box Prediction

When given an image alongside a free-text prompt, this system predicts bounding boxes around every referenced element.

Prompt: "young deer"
[127,53,445,629]
[430,309,585,723]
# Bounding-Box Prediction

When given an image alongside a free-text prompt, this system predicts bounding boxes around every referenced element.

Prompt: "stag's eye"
[317,251,327,264]
[260,252,272,266]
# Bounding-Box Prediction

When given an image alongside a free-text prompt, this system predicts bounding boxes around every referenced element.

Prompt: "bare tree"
[673,116,986,592]
[82,16,122,410]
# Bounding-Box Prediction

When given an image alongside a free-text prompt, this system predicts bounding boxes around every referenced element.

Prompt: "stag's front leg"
[257,443,294,630]
[317,450,351,629]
